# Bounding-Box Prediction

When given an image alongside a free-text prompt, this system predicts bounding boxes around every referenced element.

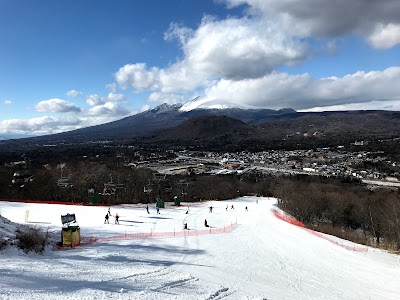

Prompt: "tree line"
[272,175,400,251]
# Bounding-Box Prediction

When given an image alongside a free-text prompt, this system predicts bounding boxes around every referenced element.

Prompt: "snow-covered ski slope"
[0,197,399,299]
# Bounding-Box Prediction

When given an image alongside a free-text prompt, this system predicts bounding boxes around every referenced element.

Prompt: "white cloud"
[35,98,81,113]
[148,92,185,104]
[115,16,306,94]
[106,92,126,102]
[86,94,103,107]
[115,63,160,91]
[299,100,400,112]
[140,104,151,112]
[86,93,126,106]
[66,89,83,98]
[0,116,83,135]
[87,102,130,117]
[368,23,400,49]
[164,22,194,45]
[105,83,117,93]
[196,67,400,110]
[4,99,12,105]
[0,91,134,135]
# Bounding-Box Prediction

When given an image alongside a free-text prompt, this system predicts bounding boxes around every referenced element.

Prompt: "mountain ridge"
[5,103,297,144]
[2,104,400,153]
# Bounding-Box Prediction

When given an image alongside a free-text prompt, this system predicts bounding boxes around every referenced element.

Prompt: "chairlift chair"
[153,173,166,181]
[12,169,34,185]
[115,183,126,190]
[58,177,73,188]
[144,183,153,193]
[102,182,117,195]
[164,185,172,193]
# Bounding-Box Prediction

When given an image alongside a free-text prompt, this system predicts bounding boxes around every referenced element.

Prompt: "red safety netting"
[272,207,368,253]
[53,221,238,250]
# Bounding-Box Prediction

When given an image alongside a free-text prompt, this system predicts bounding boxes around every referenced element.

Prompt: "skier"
[146,205,149,214]
[231,205,235,210]
[226,205,228,211]
[104,213,109,224]
[204,219,209,227]
[183,222,188,230]
[245,206,248,211]
[156,207,160,214]
[209,206,213,213]
[108,207,111,216]
[115,213,120,224]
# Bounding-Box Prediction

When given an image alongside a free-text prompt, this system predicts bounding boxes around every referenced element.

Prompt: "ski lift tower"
[178,179,189,203]
[153,172,166,208]
[143,180,154,203]
[57,164,73,188]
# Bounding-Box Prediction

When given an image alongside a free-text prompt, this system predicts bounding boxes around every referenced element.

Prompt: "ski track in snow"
[0,197,399,300]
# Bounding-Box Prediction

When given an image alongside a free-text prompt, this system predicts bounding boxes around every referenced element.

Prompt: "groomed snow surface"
[0,197,399,300]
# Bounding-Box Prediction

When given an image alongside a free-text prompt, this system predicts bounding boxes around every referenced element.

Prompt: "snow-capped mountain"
[179,97,247,112]
[150,103,183,113]
[1,101,297,146]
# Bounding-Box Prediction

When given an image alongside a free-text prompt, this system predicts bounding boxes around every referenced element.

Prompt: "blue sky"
[1,0,400,136]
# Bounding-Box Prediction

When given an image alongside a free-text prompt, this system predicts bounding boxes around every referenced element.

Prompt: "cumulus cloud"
[115,63,160,91]
[66,89,83,98]
[368,23,400,49]
[115,15,307,94]
[105,83,117,93]
[86,94,103,107]
[148,92,186,104]
[87,102,130,117]
[196,67,400,111]
[0,90,133,135]
[226,0,400,48]
[106,92,126,102]
[0,116,83,135]
[164,22,194,45]
[4,99,12,105]
[86,93,126,106]
[35,98,81,113]
[166,17,306,80]
[140,104,151,112]
[299,100,400,112]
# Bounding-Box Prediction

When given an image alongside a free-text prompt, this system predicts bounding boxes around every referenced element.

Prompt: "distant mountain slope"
[143,115,254,141]
[134,115,265,152]
[256,110,400,138]
[133,110,400,151]
[2,103,400,153]
[1,104,297,146]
